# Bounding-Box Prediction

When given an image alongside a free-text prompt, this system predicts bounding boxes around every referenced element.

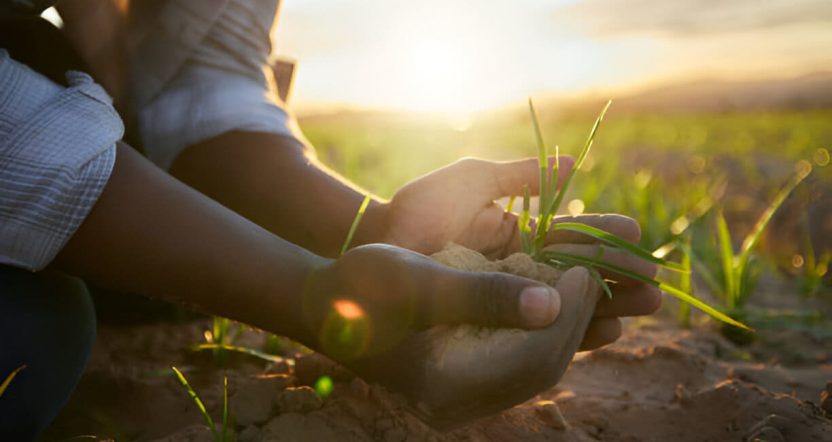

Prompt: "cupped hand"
[380,157,661,351]
[382,156,574,259]
[542,214,662,350]
[302,243,566,360]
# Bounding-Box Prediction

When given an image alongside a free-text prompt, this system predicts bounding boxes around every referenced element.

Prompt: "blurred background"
[271,0,831,331]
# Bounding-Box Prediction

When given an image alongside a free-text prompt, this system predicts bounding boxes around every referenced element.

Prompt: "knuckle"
[477,273,520,326]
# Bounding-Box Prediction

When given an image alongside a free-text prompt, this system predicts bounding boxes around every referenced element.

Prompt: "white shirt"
[0,50,122,271]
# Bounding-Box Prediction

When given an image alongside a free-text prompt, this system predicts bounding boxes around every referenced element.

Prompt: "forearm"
[168,131,390,257]
[54,143,329,345]
[56,0,126,103]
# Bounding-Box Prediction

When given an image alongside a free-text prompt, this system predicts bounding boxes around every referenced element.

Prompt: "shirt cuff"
[0,50,123,271]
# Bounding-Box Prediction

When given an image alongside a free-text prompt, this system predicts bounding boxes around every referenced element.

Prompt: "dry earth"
[44,245,832,442]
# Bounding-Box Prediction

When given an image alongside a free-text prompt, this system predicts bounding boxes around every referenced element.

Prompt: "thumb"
[423,270,561,329]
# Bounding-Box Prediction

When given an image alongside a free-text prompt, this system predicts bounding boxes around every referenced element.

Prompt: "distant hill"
[296,72,832,120]
[564,72,832,114]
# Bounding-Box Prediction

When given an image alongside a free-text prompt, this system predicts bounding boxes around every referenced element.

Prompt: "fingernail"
[519,286,561,327]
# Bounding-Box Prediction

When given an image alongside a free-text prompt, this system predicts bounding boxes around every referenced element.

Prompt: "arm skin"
[54,143,327,345]
[53,143,563,354]
[171,131,662,350]
[169,131,389,259]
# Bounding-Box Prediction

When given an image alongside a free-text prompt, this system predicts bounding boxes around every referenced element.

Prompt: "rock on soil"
[230,374,292,426]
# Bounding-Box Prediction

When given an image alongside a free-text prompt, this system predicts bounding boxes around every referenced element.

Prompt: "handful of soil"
[349,243,601,429]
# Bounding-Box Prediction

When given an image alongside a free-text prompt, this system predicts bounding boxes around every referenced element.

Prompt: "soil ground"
[43,291,832,441]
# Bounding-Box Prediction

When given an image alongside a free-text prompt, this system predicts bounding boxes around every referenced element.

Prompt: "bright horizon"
[273,0,832,115]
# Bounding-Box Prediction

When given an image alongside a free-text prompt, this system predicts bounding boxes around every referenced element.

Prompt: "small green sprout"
[518,99,749,330]
[171,366,231,442]
[696,161,812,312]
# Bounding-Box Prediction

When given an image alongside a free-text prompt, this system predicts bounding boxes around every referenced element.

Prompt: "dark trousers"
[0,266,96,441]
[0,16,97,441]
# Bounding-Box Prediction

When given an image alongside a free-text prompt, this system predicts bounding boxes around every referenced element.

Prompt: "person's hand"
[542,214,662,350]
[302,243,566,360]
[382,157,574,258]
[379,157,661,350]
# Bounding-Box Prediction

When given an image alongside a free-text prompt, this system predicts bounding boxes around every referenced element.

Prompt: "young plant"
[204,316,245,367]
[798,213,830,297]
[519,98,749,330]
[696,161,812,313]
[171,366,231,442]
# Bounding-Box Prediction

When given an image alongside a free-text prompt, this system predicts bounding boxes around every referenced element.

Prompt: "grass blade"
[542,251,751,330]
[519,185,533,254]
[0,364,26,397]
[222,376,229,442]
[737,162,811,270]
[529,98,552,251]
[587,266,613,299]
[505,195,517,213]
[340,194,372,256]
[193,343,294,365]
[677,237,693,327]
[716,212,736,307]
[551,222,687,271]
[171,366,219,441]
[543,100,612,252]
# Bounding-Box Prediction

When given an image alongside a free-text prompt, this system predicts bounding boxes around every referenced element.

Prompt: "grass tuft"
[521,98,750,330]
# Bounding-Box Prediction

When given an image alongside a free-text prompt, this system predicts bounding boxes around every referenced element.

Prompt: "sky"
[270,0,832,113]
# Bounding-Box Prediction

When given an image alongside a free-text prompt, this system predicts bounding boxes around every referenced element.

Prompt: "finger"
[593,284,662,318]
[543,243,658,285]
[578,317,622,351]
[546,214,641,245]
[489,156,575,200]
[426,270,562,330]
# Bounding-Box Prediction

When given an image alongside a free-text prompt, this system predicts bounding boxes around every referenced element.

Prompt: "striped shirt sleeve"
[0,49,123,271]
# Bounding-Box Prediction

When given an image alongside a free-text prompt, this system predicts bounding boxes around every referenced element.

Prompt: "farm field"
[42,106,832,441]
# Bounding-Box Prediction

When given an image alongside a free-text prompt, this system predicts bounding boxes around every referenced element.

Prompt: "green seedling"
[798,213,830,297]
[518,98,748,330]
[171,366,231,442]
[0,364,26,397]
[697,162,812,312]
[204,316,245,367]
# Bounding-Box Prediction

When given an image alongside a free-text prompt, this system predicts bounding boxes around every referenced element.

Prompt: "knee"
[0,267,96,441]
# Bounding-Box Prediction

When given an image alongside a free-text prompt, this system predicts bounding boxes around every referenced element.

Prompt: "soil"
[43,244,832,442]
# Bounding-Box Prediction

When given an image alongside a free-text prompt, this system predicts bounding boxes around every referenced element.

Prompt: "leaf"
[340,194,372,256]
[542,251,751,330]
[222,376,230,442]
[518,185,533,254]
[736,163,811,279]
[716,211,736,307]
[551,222,687,271]
[171,366,219,441]
[0,364,26,397]
[505,195,517,213]
[542,100,613,255]
[193,343,294,365]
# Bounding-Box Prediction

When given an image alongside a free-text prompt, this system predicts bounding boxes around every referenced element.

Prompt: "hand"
[382,157,574,258]
[542,214,663,350]
[379,157,661,350]
[302,243,564,360]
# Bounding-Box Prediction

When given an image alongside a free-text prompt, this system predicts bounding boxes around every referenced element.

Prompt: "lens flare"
[334,299,364,320]
[319,299,372,361]
[314,376,334,398]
